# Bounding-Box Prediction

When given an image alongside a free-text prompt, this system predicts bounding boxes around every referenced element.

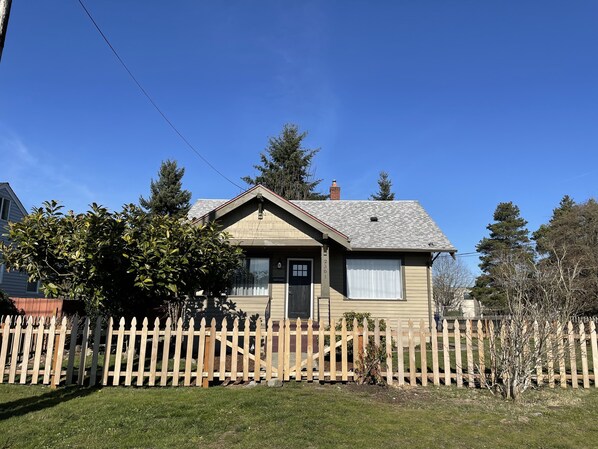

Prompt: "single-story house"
[189,181,456,329]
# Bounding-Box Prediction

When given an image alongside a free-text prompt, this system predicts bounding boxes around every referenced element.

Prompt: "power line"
[76,0,244,191]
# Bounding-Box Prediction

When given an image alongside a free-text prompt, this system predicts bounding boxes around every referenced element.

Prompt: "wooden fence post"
[102,317,114,386]
[419,320,427,387]
[8,316,22,384]
[65,315,80,386]
[465,320,474,388]
[294,318,301,382]
[183,318,195,387]
[52,317,67,387]
[477,320,485,386]
[306,319,313,382]
[254,318,262,382]
[442,319,450,386]
[19,316,34,384]
[148,318,160,387]
[31,317,45,384]
[77,317,91,386]
[396,319,404,386]
[431,321,439,386]
[579,322,590,389]
[590,321,598,388]
[230,318,239,383]
[172,317,184,386]
[160,317,172,387]
[568,321,578,389]
[408,320,416,386]
[89,317,102,387]
[137,318,149,387]
[329,318,336,382]
[113,317,125,386]
[125,317,137,387]
[385,321,393,385]
[454,319,462,388]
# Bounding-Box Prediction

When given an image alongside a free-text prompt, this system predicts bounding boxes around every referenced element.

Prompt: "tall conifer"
[139,160,192,218]
[242,124,326,200]
[370,171,395,200]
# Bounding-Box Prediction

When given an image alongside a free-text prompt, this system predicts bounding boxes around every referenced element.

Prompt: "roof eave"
[350,247,457,253]
[193,185,352,249]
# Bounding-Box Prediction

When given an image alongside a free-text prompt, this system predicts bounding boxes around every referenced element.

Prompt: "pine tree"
[471,202,533,309]
[370,171,395,200]
[532,195,575,251]
[533,196,598,313]
[139,160,192,218]
[242,124,326,200]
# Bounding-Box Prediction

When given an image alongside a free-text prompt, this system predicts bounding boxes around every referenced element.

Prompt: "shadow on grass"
[0,386,100,421]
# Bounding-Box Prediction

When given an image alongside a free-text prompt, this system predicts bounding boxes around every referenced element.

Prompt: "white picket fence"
[1,315,597,388]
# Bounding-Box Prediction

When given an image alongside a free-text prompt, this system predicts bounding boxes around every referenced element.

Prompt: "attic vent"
[370,216,378,222]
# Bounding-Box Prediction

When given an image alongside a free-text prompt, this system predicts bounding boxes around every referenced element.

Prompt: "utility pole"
[0,0,12,62]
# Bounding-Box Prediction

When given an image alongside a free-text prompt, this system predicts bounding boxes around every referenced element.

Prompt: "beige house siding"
[326,251,430,328]
[219,201,322,242]
[228,247,431,329]
[215,197,432,328]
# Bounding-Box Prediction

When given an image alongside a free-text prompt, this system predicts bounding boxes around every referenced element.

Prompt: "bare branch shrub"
[485,246,584,400]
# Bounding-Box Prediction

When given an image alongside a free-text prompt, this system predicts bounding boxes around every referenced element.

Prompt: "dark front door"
[288,260,312,319]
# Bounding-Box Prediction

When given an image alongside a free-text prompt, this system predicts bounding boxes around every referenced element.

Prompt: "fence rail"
[1,315,597,389]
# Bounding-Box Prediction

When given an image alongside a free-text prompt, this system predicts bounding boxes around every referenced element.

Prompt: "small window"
[0,198,10,221]
[292,264,308,277]
[230,258,269,296]
[346,258,403,300]
[0,264,4,284]
[26,280,40,293]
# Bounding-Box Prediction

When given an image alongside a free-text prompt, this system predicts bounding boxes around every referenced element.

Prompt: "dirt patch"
[312,382,434,406]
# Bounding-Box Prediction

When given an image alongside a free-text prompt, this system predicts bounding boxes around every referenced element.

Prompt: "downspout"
[427,254,434,333]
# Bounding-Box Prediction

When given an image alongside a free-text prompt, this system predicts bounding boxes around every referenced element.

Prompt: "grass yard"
[1,383,598,449]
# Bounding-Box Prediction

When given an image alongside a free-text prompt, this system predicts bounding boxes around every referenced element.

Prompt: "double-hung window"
[346,258,403,300]
[231,258,269,296]
[0,198,10,221]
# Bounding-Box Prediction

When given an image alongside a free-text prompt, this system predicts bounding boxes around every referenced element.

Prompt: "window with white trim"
[0,198,10,221]
[346,258,403,299]
[230,258,269,296]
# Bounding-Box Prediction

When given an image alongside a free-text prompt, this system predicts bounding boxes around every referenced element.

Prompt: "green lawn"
[1,383,598,448]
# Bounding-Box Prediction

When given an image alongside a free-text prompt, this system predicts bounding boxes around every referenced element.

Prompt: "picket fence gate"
[1,315,597,389]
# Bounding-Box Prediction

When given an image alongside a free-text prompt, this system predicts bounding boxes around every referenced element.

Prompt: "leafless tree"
[485,245,584,400]
[432,254,474,315]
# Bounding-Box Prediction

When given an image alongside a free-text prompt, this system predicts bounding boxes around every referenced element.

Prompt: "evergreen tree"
[533,196,598,313]
[370,171,395,200]
[139,160,192,218]
[472,202,533,310]
[532,195,576,250]
[242,124,326,200]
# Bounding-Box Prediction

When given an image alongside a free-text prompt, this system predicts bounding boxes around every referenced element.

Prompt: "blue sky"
[1,1,597,273]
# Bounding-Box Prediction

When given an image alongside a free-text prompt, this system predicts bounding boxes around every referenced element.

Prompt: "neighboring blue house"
[0,182,43,298]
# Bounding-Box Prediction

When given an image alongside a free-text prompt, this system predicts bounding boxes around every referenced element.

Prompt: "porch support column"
[321,244,330,298]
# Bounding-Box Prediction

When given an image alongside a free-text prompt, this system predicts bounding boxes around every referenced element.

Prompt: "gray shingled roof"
[189,198,455,252]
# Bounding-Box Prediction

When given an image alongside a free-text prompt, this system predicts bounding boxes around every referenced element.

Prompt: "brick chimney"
[330,180,341,201]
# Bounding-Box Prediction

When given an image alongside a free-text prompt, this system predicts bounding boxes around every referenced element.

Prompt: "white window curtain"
[231,258,269,296]
[346,259,402,299]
